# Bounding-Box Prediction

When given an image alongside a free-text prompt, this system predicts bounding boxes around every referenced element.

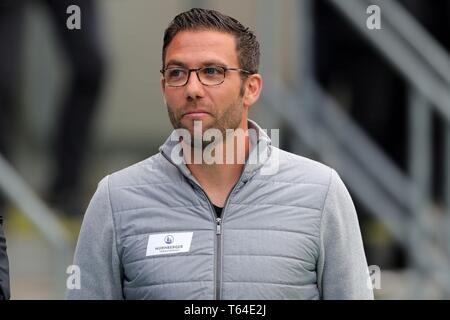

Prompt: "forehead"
[165,30,239,67]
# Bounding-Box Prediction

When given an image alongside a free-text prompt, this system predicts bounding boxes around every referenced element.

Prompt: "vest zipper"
[211,176,246,300]
[196,177,245,300]
[215,217,222,300]
[216,218,222,235]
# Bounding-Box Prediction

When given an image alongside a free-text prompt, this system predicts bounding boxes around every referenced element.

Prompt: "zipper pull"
[216,218,222,235]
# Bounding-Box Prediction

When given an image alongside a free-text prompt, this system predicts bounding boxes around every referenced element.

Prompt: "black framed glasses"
[160,65,251,87]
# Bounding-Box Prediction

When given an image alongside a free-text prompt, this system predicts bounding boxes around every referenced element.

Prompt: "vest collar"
[159,119,272,185]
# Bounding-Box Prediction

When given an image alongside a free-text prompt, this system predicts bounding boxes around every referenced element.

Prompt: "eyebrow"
[165,59,228,69]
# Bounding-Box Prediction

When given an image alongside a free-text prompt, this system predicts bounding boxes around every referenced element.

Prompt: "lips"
[183,109,209,116]
[182,110,211,117]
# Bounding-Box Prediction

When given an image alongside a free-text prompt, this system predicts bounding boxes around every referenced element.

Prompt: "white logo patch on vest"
[146,232,193,256]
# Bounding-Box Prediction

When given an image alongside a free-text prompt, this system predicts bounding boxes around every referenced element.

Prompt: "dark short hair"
[162,8,260,74]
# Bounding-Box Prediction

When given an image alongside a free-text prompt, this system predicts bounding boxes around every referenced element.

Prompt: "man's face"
[161,30,247,142]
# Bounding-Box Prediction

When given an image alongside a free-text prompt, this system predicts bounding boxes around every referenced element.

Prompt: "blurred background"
[1,0,450,299]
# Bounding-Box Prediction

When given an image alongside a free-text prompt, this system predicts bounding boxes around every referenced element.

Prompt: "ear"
[160,76,166,94]
[159,77,167,105]
[160,76,168,104]
[242,74,263,109]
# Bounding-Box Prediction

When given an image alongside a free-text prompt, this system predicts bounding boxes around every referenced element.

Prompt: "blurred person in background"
[0,0,107,224]
[0,2,24,210]
[43,0,107,219]
[0,2,22,300]
[0,215,10,300]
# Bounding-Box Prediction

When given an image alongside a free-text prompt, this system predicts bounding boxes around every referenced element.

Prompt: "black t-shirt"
[213,204,223,218]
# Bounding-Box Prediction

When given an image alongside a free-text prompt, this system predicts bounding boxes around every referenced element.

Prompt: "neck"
[184,121,251,193]
[185,132,250,178]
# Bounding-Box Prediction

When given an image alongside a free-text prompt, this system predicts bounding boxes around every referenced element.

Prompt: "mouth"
[182,110,211,118]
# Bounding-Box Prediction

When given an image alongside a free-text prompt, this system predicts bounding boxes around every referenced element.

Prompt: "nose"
[184,70,205,101]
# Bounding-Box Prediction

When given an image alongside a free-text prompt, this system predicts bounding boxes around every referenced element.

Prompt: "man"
[0,215,10,300]
[67,8,373,300]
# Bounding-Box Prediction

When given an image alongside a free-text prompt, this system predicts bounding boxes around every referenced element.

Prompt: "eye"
[201,66,225,77]
[167,68,186,78]
[204,67,219,75]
